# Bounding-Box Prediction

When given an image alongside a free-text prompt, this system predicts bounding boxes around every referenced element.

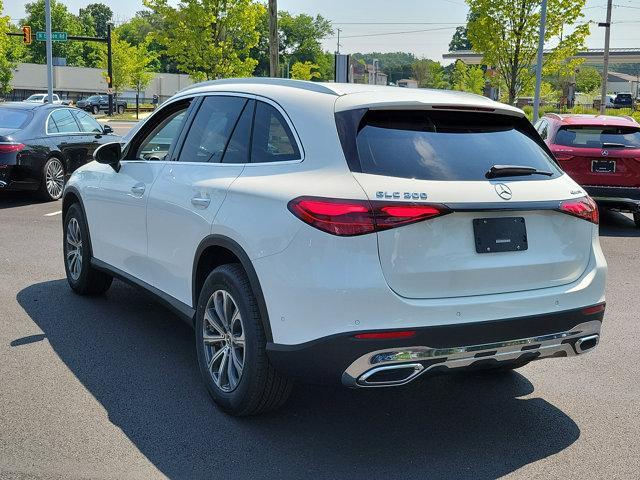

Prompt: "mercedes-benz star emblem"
[602,150,609,157]
[495,183,512,201]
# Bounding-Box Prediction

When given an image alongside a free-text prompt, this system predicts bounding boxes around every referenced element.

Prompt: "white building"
[607,71,639,96]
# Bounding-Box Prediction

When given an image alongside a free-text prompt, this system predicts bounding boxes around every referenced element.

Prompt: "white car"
[62,79,607,415]
[24,93,64,105]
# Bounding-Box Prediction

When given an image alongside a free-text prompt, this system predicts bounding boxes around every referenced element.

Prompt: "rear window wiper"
[486,165,553,179]
[601,142,633,149]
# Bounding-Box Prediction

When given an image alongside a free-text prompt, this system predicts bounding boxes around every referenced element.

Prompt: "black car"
[76,95,128,115]
[613,93,634,109]
[0,103,120,201]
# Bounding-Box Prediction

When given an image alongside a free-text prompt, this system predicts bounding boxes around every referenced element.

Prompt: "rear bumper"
[267,306,604,386]
[585,185,640,212]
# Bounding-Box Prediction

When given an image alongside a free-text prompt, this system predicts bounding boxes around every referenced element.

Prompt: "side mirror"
[102,124,113,135]
[94,142,122,171]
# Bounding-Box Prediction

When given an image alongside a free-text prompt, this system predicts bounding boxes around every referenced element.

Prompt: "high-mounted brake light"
[0,143,25,154]
[287,196,450,236]
[354,330,416,340]
[558,196,599,224]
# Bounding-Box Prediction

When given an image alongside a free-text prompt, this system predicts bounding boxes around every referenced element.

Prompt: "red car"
[535,114,640,227]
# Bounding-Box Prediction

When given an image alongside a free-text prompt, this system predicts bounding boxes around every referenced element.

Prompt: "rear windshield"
[349,110,560,181]
[0,109,31,129]
[555,126,640,148]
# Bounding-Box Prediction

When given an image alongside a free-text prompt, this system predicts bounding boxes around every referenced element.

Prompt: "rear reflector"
[287,196,450,236]
[354,330,416,340]
[0,143,25,154]
[558,196,599,224]
[582,304,605,316]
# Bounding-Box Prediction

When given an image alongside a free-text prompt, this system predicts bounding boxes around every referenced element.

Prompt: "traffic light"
[22,26,32,45]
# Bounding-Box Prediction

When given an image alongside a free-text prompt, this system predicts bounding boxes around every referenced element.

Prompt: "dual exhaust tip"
[357,334,600,387]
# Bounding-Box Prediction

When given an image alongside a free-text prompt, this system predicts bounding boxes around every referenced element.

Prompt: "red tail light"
[553,153,574,162]
[287,196,450,236]
[354,330,416,340]
[558,196,599,224]
[0,143,25,153]
[582,303,605,316]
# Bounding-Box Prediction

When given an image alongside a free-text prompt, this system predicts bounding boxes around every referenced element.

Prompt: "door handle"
[131,183,146,196]
[191,196,211,209]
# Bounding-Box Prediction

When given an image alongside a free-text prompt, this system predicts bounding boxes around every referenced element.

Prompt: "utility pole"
[533,0,547,123]
[268,0,278,77]
[336,28,342,54]
[44,0,53,104]
[107,23,113,116]
[599,0,613,115]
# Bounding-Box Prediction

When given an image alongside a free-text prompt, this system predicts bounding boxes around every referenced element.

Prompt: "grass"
[523,104,640,123]
[96,111,152,122]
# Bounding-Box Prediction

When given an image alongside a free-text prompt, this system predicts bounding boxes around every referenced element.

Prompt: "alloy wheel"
[66,217,82,281]
[203,289,245,392]
[45,159,64,199]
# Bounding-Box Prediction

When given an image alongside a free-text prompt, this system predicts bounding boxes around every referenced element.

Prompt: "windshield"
[0,108,32,129]
[26,95,44,101]
[86,96,101,101]
[555,126,640,148]
[349,110,560,181]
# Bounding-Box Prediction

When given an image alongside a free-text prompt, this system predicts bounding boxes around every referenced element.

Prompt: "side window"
[131,101,191,161]
[222,100,255,164]
[178,96,247,163]
[48,109,80,134]
[539,120,549,140]
[73,110,103,133]
[251,102,301,163]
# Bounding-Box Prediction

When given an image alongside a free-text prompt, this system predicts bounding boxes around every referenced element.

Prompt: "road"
[0,192,639,480]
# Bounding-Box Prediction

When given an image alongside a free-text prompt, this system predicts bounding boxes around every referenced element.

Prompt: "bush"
[523,105,640,123]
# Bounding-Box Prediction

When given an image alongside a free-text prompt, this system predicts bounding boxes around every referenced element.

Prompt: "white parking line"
[44,211,62,217]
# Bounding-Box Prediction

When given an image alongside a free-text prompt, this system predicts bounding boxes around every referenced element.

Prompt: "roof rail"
[544,112,562,120]
[178,77,339,96]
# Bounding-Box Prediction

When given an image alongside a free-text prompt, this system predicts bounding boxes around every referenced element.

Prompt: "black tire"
[195,264,292,416]
[117,105,125,114]
[63,203,113,295]
[37,157,65,201]
[92,105,99,115]
[634,213,640,228]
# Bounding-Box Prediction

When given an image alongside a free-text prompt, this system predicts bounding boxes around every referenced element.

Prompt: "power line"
[332,22,465,25]
[325,26,458,40]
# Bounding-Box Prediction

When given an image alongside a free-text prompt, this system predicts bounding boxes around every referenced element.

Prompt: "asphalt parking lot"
[1,192,639,479]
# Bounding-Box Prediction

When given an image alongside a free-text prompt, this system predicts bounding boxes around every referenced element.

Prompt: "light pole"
[599,0,613,114]
[533,0,548,123]
[44,0,53,104]
[269,0,278,77]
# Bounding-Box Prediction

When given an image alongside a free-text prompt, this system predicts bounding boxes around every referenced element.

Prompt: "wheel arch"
[193,235,273,342]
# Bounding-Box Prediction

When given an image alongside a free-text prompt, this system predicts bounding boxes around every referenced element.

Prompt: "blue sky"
[4,0,640,63]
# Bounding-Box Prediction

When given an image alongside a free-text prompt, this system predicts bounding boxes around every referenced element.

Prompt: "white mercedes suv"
[62,79,607,415]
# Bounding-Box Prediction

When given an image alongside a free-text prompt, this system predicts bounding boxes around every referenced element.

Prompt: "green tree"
[450,60,485,94]
[144,0,264,81]
[466,0,590,104]
[290,61,320,80]
[575,66,601,93]
[448,12,478,52]
[412,59,448,89]
[101,30,136,96]
[0,4,19,96]
[21,0,104,67]
[129,42,157,99]
[79,3,112,38]
[117,10,173,73]
[351,52,416,83]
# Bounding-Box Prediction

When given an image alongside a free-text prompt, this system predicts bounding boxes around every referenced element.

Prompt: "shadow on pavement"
[17,279,580,480]
[598,209,640,238]
[0,191,49,209]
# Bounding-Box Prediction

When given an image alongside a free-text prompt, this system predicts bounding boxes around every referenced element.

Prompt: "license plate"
[592,159,616,173]
[473,217,528,254]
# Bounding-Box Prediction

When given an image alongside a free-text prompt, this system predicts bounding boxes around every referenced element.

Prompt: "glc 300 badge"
[376,191,428,200]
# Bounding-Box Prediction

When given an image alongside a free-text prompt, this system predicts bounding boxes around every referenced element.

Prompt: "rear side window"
[251,102,301,163]
[179,96,246,163]
[73,110,102,133]
[0,109,31,129]
[555,126,640,148]
[349,110,560,181]
[48,109,80,133]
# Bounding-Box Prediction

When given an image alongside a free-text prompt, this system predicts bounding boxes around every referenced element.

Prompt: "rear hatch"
[336,108,594,299]
[551,124,640,187]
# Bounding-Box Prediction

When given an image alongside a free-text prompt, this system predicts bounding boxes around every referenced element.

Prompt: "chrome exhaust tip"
[358,363,424,387]
[575,334,599,354]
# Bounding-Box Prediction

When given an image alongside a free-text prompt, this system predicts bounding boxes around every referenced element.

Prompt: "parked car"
[76,95,127,115]
[0,102,119,201]
[535,113,640,227]
[62,79,607,415]
[23,93,71,105]
[613,93,634,109]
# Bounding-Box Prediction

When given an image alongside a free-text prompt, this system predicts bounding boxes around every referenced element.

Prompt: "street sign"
[36,31,68,42]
